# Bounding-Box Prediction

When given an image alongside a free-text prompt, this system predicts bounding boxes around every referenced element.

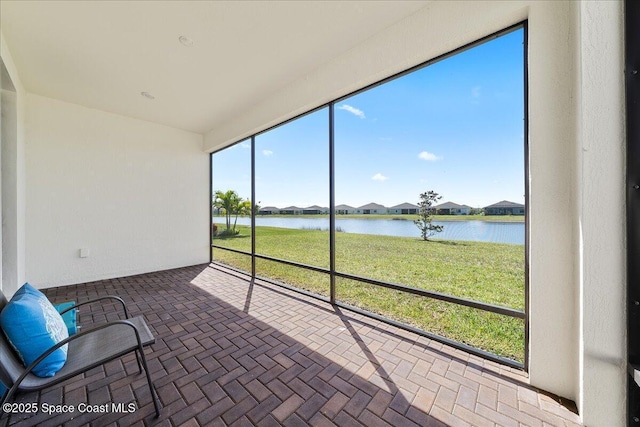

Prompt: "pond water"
[212,216,525,245]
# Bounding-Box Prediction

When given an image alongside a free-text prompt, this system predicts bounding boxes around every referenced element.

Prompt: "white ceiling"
[1,1,429,134]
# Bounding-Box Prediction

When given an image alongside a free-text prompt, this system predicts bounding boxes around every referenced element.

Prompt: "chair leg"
[1,383,18,408]
[136,346,160,417]
[134,350,143,373]
[0,384,16,425]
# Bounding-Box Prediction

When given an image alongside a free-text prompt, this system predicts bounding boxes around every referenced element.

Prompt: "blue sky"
[213,28,524,209]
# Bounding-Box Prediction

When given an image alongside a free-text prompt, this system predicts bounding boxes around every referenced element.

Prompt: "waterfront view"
[211,27,526,363]
[212,216,525,245]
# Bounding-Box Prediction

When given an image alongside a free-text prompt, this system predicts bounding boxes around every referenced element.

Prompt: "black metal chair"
[0,291,160,420]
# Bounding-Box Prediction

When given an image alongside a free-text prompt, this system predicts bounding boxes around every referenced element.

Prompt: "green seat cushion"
[53,302,78,336]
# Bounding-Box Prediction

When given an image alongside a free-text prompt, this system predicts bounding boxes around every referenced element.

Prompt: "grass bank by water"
[213,225,525,362]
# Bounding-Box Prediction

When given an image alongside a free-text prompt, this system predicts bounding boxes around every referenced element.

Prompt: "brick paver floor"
[4,264,582,426]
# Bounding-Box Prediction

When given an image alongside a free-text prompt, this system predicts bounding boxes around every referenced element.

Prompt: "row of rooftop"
[252,200,525,216]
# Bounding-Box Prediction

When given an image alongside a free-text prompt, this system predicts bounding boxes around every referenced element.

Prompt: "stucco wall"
[25,94,209,288]
[0,32,27,298]
[204,1,626,424]
[526,0,579,404]
[578,1,626,425]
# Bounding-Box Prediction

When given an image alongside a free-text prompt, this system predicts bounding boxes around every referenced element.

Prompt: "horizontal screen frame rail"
[211,245,525,319]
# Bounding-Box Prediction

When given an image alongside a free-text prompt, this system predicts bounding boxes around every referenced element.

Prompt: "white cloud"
[241,142,250,149]
[371,173,389,181]
[472,86,481,98]
[262,150,273,156]
[337,104,366,119]
[418,151,442,162]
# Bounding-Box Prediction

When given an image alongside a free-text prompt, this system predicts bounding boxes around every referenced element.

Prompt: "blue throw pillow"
[0,283,69,377]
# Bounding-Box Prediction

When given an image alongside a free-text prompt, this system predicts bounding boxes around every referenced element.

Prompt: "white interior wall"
[0,32,26,298]
[1,76,18,296]
[204,0,626,423]
[25,94,209,288]
[578,1,626,425]
[526,0,580,403]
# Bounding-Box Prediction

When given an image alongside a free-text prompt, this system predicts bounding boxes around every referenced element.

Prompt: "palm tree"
[233,199,252,232]
[213,190,244,234]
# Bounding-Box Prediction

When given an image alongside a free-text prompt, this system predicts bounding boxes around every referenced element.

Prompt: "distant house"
[280,206,302,215]
[356,202,386,214]
[388,202,419,215]
[433,201,473,215]
[460,205,473,215]
[258,206,280,215]
[484,200,525,215]
[302,205,328,215]
[335,204,356,215]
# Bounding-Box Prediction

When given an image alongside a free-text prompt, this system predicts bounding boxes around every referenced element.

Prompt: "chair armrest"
[57,296,129,318]
[7,320,143,397]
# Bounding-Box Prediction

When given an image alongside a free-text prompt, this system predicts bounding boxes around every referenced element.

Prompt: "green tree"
[213,190,245,235]
[414,190,444,241]
[234,199,253,231]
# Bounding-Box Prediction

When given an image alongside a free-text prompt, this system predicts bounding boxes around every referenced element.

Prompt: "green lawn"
[213,225,525,362]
